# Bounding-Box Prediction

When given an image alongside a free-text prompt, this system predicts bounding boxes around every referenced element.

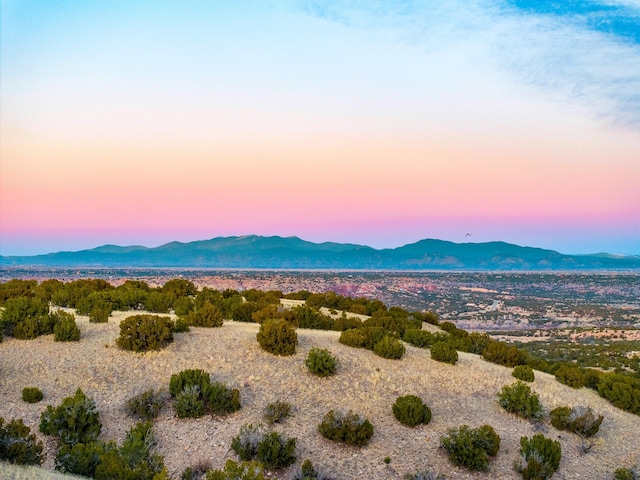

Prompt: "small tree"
[554,364,585,389]
[39,388,102,447]
[126,389,164,420]
[189,302,224,328]
[256,319,297,356]
[512,365,535,382]
[440,424,499,472]
[516,434,561,480]
[0,417,45,465]
[550,405,602,453]
[373,336,406,360]
[392,395,431,427]
[206,460,266,480]
[263,400,291,425]
[169,369,211,398]
[22,387,44,403]
[305,348,338,377]
[482,340,527,367]
[116,314,174,352]
[256,431,296,469]
[430,341,458,365]
[54,313,81,342]
[206,381,241,416]
[614,466,640,480]
[318,410,374,446]
[498,382,543,420]
[231,424,267,461]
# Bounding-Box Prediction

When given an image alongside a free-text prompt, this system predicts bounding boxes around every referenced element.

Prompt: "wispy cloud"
[300,0,640,127]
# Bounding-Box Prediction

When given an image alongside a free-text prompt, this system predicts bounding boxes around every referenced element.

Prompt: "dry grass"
[1,310,639,479]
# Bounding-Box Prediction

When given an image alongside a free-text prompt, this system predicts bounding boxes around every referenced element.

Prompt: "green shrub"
[115,421,166,478]
[374,335,406,359]
[482,340,527,367]
[430,341,458,365]
[512,365,535,382]
[549,406,571,431]
[53,313,81,342]
[0,417,45,465]
[264,400,291,425]
[39,388,102,447]
[116,314,174,352]
[596,372,640,414]
[37,313,56,335]
[318,410,374,446]
[189,302,224,327]
[176,385,205,418]
[256,431,297,469]
[516,434,561,480]
[206,460,266,480]
[173,317,191,332]
[293,459,332,480]
[550,406,602,438]
[22,387,43,403]
[232,302,261,323]
[126,389,164,420]
[169,369,211,397]
[256,318,297,356]
[294,305,334,330]
[554,364,585,389]
[94,421,167,480]
[13,317,41,339]
[404,470,446,480]
[173,297,194,317]
[614,466,639,480]
[439,321,457,333]
[230,424,296,470]
[358,326,388,350]
[89,307,110,323]
[392,395,432,427]
[476,424,500,457]
[206,381,241,416]
[583,368,602,390]
[440,424,499,472]
[467,332,491,355]
[180,459,212,480]
[170,369,239,418]
[333,314,363,331]
[498,382,543,420]
[402,329,434,348]
[55,441,113,477]
[306,348,338,377]
[231,423,267,461]
[339,328,367,348]
[1,296,49,336]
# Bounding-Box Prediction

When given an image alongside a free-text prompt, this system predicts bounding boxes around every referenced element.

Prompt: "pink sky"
[1,2,639,256]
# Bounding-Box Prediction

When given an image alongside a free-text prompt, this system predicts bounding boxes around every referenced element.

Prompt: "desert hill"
[1,310,639,479]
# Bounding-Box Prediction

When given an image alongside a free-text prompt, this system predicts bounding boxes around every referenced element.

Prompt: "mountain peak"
[1,236,638,270]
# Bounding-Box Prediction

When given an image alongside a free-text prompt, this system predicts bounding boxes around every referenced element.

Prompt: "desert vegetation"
[1,277,640,478]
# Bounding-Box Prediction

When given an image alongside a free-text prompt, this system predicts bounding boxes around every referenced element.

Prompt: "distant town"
[2,268,638,332]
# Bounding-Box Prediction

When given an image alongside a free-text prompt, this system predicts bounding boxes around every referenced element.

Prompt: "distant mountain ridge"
[1,235,639,270]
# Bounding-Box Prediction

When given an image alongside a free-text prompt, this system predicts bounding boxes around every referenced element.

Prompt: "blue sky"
[1,0,639,256]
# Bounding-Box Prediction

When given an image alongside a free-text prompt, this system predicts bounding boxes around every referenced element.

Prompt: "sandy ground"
[1,310,639,479]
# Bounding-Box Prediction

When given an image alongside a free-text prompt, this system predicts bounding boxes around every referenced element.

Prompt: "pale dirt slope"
[1,311,639,479]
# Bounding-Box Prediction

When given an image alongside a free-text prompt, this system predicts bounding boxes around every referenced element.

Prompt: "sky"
[1,0,639,256]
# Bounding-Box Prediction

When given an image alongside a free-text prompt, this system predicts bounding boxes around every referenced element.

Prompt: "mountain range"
[1,235,639,270]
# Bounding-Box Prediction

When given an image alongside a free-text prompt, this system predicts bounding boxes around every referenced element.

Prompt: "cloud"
[299,0,640,127]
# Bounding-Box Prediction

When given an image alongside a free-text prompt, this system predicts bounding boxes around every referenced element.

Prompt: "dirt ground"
[1,310,639,479]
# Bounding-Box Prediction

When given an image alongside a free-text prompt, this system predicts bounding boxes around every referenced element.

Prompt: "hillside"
[1,311,639,479]
[2,235,640,270]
